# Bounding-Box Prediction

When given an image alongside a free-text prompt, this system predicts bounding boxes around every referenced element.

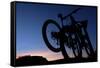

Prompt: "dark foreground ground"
[15,54,97,67]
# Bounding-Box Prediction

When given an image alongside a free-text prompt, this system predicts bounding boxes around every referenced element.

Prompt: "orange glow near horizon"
[16,50,64,61]
[16,48,88,61]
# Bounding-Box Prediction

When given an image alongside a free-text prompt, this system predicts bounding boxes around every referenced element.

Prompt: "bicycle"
[42,8,94,59]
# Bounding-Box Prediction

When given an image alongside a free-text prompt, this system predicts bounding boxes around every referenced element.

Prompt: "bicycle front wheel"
[42,19,61,52]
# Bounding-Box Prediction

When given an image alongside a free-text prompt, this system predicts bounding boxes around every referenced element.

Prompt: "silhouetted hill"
[16,55,48,66]
[16,55,97,66]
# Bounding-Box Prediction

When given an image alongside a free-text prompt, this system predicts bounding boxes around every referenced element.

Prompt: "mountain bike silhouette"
[42,8,95,59]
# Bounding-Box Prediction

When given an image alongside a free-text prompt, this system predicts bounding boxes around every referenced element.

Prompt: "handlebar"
[58,8,81,20]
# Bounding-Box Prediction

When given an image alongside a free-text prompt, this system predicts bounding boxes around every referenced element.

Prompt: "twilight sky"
[16,2,97,61]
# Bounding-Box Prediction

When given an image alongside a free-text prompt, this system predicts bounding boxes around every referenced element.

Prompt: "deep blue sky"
[16,2,97,60]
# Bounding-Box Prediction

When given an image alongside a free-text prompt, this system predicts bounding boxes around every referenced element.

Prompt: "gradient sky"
[16,2,97,61]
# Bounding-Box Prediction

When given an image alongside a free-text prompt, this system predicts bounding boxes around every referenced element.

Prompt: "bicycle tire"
[42,19,61,52]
